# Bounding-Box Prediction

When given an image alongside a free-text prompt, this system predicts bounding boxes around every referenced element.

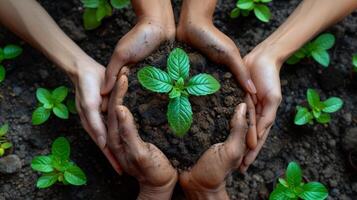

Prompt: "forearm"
[257,0,357,67]
[0,0,88,78]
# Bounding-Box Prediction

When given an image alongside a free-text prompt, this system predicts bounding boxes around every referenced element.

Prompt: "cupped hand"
[107,74,177,198]
[179,103,249,199]
[101,0,175,95]
[239,49,282,172]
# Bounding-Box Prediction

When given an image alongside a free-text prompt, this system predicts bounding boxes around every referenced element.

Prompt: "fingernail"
[246,79,257,94]
[239,103,247,116]
[97,136,106,149]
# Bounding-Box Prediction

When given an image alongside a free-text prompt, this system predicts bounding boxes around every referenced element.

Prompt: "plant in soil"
[0,123,13,157]
[353,53,357,72]
[81,0,130,30]
[270,161,328,200]
[294,88,343,125]
[0,44,23,83]
[31,137,87,189]
[137,48,221,136]
[32,86,76,125]
[286,33,335,67]
[230,0,272,23]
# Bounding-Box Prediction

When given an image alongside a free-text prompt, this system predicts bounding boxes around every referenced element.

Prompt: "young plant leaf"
[167,96,193,136]
[353,54,357,72]
[1,142,12,149]
[0,148,4,157]
[64,165,87,186]
[111,0,130,9]
[187,74,220,96]
[230,7,240,18]
[0,48,3,62]
[53,103,69,119]
[286,162,302,188]
[167,48,190,80]
[0,123,9,137]
[313,33,335,50]
[322,97,343,113]
[294,107,312,125]
[254,4,271,22]
[237,0,254,10]
[36,88,52,105]
[269,183,289,200]
[316,113,331,124]
[66,99,78,114]
[31,156,54,173]
[261,0,272,2]
[0,65,5,82]
[311,50,329,67]
[52,137,70,161]
[52,86,68,103]
[36,173,59,189]
[32,107,51,125]
[138,66,173,93]
[81,0,100,8]
[169,88,181,99]
[96,3,107,22]
[83,8,102,30]
[307,89,320,109]
[3,44,22,60]
[299,182,328,200]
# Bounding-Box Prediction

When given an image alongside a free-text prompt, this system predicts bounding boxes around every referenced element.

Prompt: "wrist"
[137,174,177,200]
[182,186,229,200]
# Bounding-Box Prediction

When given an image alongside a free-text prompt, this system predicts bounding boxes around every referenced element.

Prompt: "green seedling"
[0,44,23,83]
[137,48,220,136]
[270,162,328,200]
[352,54,357,72]
[287,33,335,67]
[81,0,130,30]
[32,86,72,125]
[31,137,87,188]
[230,0,272,23]
[0,123,13,157]
[294,89,343,126]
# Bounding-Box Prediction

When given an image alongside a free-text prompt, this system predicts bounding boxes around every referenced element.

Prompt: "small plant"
[294,89,343,125]
[353,54,357,72]
[287,33,335,68]
[230,0,272,23]
[270,162,328,200]
[0,44,23,83]
[0,123,12,157]
[31,137,87,188]
[137,48,220,136]
[32,86,73,125]
[81,0,130,30]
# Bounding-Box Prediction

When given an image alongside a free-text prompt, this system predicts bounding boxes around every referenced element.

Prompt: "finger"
[116,105,142,150]
[245,94,257,149]
[119,66,130,77]
[101,96,109,113]
[82,105,107,149]
[228,103,248,145]
[101,54,127,95]
[228,56,257,95]
[257,100,279,139]
[111,75,129,106]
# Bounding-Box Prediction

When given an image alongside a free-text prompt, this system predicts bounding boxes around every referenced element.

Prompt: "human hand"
[107,74,177,200]
[177,0,256,95]
[101,0,175,95]
[179,103,249,200]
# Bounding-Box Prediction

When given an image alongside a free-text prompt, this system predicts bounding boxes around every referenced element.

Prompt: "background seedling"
[31,137,87,188]
[287,33,335,67]
[270,161,328,200]
[353,54,357,72]
[81,0,130,30]
[0,123,13,157]
[230,0,272,23]
[138,48,220,136]
[0,44,23,83]
[294,89,343,126]
[32,86,76,125]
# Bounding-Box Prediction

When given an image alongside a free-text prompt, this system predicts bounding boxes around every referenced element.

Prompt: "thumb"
[101,55,127,95]
[227,103,248,145]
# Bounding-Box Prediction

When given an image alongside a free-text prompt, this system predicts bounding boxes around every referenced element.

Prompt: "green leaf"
[105,1,113,16]
[0,123,9,137]
[269,183,290,200]
[0,148,4,157]
[32,107,51,125]
[36,173,59,189]
[167,48,190,80]
[237,0,254,10]
[286,54,303,65]
[81,0,100,8]
[0,65,5,82]
[53,103,69,119]
[83,8,102,30]
[322,97,343,113]
[96,3,107,22]
[36,88,52,105]
[278,178,289,188]
[31,156,54,173]
[64,165,87,186]
[169,88,181,99]
[52,86,68,103]
[1,142,12,149]
[254,4,271,22]
[66,99,78,114]
[316,113,331,124]
[286,162,302,188]
[167,96,193,136]
[230,7,240,18]
[299,182,328,200]
[311,50,330,67]
[52,137,70,161]
[294,107,313,126]
[353,54,357,68]
[187,74,220,96]
[111,0,130,9]
[0,48,3,62]
[261,0,272,2]
[313,33,335,50]
[138,66,173,93]
[241,9,250,16]
[307,89,320,109]
[3,44,22,60]
[312,109,321,119]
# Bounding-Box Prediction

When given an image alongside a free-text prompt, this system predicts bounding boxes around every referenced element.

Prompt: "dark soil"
[0,0,357,199]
